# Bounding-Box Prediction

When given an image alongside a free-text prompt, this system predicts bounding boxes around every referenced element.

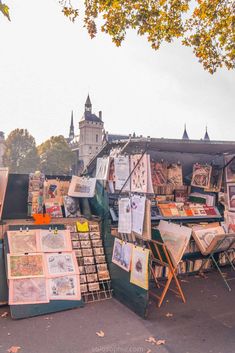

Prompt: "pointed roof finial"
[69,110,75,139]
[71,110,74,127]
[182,123,189,140]
[204,126,210,141]
[85,94,92,107]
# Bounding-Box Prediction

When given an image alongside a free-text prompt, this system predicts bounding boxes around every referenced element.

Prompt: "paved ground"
[0,270,235,353]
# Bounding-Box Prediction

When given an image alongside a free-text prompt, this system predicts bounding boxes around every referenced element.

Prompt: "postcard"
[66,224,77,232]
[82,248,94,257]
[80,284,88,293]
[131,194,146,235]
[151,161,167,188]
[63,196,81,218]
[80,240,92,249]
[71,233,79,240]
[114,155,130,191]
[68,176,96,198]
[192,225,225,254]
[130,154,148,193]
[118,198,132,234]
[45,201,63,218]
[112,238,133,272]
[78,232,90,240]
[95,256,106,264]
[98,271,110,281]
[90,232,101,240]
[80,275,87,284]
[86,273,98,282]
[8,253,45,279]
[93,248,104,256]
[79,266,85,274]
[89,224,100,232]
[9,277,49,305]
[48,275,81,300]
[83,257,95,265]
[39,229,72,252]
[225,155,235,182]
[8,230,39,254]
[130,247,149,290]
[97,264,108,272]
[74,249,82,257]
[191,164,212,189]
[88,282,100,292]
[72,241,80,249]
[91,240,103,248]
[45,252,78,277]
[85,265,96,273]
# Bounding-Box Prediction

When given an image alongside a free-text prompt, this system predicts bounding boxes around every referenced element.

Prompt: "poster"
[8,254,45,279]
[130,246,149,290]
[118,198,132,234]
[114,156,130,191]
[43,179,60,203]
[227,183,235,211]
[167,163,183,187]
[96,157,111,180]
[45,252,78,277]
[68,176,96,198]
[131,195,146,235]
[63,196,81,217]
[205,165,223,192]
[8,230,39,254]
[48,275,81,300]
[112,238,133,272]
[225,154,235,182]
[191,164,212,189]
[39,229,72,252]
[9,277,49,305]
[158,220,191,267]
[45,201,63,218]
[130,154,148,193]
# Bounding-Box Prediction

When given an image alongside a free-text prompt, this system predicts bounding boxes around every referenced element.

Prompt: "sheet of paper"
[130,246,149,290]
[112,238,133,272]
[114,156,130,191]
[96,157,110,180]
[118,198,132,234]
[68,176,96,198]
[131,195,146,235]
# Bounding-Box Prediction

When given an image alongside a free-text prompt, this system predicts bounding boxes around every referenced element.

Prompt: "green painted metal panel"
[0,240,8,305]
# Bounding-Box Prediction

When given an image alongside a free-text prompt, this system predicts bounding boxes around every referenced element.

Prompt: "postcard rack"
[147,238,186,308]
[82,279,113,303]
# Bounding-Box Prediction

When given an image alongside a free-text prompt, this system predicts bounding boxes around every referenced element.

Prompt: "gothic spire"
[182,124,189,140]
[69,110,75,140]
[85,94,92,112]
[204,126,210,141]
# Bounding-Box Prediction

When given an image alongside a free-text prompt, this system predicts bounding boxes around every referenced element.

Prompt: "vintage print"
[45,252,78,277]
[114,155,130,191]
[72,240,80,249]
[86,273,98,283]
[93,248,104,256]
[71,233,79,240]
[130,154,148,193]
[97,264,108,272]
[8,230,39,254]
[68,175,96,198]
[80,284,88,293]
[151,161,168,189]
[8,253,45,279]
[74,249,82,257]
[83,256,95,265]
[43,179,60,203]
[63,196,81,218]
[91,239,103,248]
[90,232,101,240]
[78,232,90,240]
[66,224,77,233]
[49,275,81,300]
[82,248,94,257]
[79,266,85,274]
[112,238,133,272]
[98,271,110,281]
[89,224,100,232]
[88,282,100,292]
[225,155,235,183]
[191,164,212,189]
[96,157,111,181]
[95,255,106,264]
[80,240,92,249]
[39,229,72,252]
[9,277,49,305]
[130,247,149,290]
[85,265,96,274]
[192,225,225,254]
[167,163,183,187]
[227,183,235,211]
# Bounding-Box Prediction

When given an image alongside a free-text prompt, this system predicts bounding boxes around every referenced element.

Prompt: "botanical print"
[85,265,96,273]
[8,230,39,254]
[68,176,96,198]
[48,275,81,300]
[45,252,78,277]
[9,277,49,305]
[130,246,149,290]
[131,194,146,235]
[191,164,212,189]
[112,238,133,272]
[167,163,183,187]
[130,154,148,193]
[82,248,93,256]
[227,183,235,211]
[151,161,168,188]
[39,229,71,252]
[83,257,95,265]
[225,154,235,182]
[8,254,45,279]
[63,196,81,217]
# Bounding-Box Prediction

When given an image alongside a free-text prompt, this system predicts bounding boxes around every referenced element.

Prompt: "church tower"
[69,111,75,140]
[79,95,104,169]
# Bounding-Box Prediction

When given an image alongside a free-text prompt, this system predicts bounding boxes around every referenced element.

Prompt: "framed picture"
[63,196,81,218]
[39,229,72,252]
[7,230,39,254]
[191,164,212,189]
[227,183,235,211]
[48,275,81,300]
[91,240,103,248]
[95,255,106,264]
[7,253,45,279]
[80,275,87,284]
[9,277,49,305]
[112,238,133,272]
[45,252,78,277]
[225,155,235,182]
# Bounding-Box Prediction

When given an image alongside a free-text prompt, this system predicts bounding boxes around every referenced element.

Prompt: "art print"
[72,241,80,249]
[88,282,100,291]
[63,196,81,218]
[167,163,183,187]
[151,161,168,188]
[43,179,60,202]
[95,256,106,264]
[85,265,96,274]
[90,232,101,240]
[205,165,223,192]
[82,248,93,257]
[131,194,146,235]
[93,248,104,256]
[8,253,45,279]
[78,232,90,240]
[80,240,91,249]
[9,277,49,305]
[39,229,71,252]
[118,197,132,234]
[191,164,212,189]
[225,155,235,182]
[71,233,79,240]
[89,224,100,232]
[98,271,110,281]
[96,157,111,181]
[75,249,82,257]
[192,225,225,254]
[80,284,88,293]
[108,158,115,182]
[114,155,130,191]
[130,154,148,193]
[130,247,149,290]
[68,176,96,198]
[49,275,81,300]
[45,202,63,218]
[112,238,133,272]
[86,273,98,282]
[79,266,85,274]
[227,183,235,211]
[97,264,108,272]
[66,224,77,233]
[58,180,70,203]
[45,252,78,277]
[8,230,39,254]
[91,239,103,248]
[83,257,95,265]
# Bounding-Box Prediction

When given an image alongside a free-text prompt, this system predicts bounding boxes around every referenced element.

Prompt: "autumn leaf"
[7,347,21,353]
[166,312,173,318]
[156,340,166,345]
[96,330,105,337]
[145,337,166,345]
[1,311,8,318]
[0,1,10,21]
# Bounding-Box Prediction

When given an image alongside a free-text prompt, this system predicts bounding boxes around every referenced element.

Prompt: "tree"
[3,129,39,173]
[38,135,74,175]
[1,1,234,74]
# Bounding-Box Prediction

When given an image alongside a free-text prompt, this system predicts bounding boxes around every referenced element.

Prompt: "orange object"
[33,213,51,225]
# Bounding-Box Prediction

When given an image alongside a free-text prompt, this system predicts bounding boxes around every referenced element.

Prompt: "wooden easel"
[147,239,186,307]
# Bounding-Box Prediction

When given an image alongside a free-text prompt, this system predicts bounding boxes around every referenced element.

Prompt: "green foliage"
[3,129,39,173]
[38,135,74,175]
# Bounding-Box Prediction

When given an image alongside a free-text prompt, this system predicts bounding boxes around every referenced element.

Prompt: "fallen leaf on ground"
[1,312,8,318]
[181,279,189,283]
[166,312,173,318]
[96,330,105,337]
[7,346,21,353]
[156,340,166,345]
[146,350,152,353]
[145,337,157,344]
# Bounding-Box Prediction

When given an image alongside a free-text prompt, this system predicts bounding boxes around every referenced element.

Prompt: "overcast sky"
[0,0,234,145]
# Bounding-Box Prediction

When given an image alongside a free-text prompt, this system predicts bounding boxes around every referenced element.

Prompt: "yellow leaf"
[96,330,105,337]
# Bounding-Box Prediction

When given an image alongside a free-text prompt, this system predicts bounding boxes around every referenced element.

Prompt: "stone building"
[0,132,5,167]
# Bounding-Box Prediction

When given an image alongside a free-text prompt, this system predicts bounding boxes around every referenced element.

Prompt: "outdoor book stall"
[85,137,235,318]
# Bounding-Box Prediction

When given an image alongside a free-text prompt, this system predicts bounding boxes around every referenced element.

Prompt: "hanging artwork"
[131,194,146,235]
[158,220,191,267]
[48,275,81,300]
[68,176,96,198]
[39,229,72,252]
[96,157,111,180]
[45,252,78,277]
[205,165,223,192]
[8,230,39,254]
[225,154,235,183]
[63,196,81,217]
[227,183,235,211]
[43,179,61,203]
[191,164,212,189]
[130,154,148,193]
[114,156,130,191]
[192,225,225,254]
[112,238,133,272]
[167,163,183,187]
[118,198,132,234]
[7,254,45,279]
[130,246,149,290]
[45,202,63,218]
[151,161,168,189]
[9,277,49,305]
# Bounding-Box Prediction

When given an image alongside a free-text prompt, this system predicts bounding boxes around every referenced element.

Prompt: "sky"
[0,0,234,145]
